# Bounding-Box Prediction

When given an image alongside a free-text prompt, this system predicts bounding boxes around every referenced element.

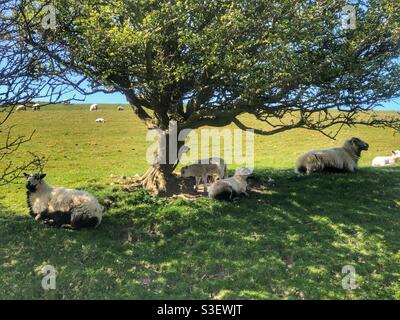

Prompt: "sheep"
[208,167,253,201]
[295,137,369,174]
[89,104,98,111]
[15,105,27,111]
[372,150,400,167]
[196,157,228,181]
[117,106,124,111]
[95,118,105,123]
[24,173,103,229]
[181,162,222,193]
[181,157,228,191]
[32,103,41,111]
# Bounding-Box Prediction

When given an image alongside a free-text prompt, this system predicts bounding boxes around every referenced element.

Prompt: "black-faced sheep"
[24,173,103,229]
[295,137,369,174]
[372,150,400,167]
[208,167,253,201]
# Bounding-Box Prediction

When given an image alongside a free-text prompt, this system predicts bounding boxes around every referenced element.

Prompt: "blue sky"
[79,91,400,110]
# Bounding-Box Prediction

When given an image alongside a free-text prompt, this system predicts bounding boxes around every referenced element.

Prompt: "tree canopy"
[12,0,400,193]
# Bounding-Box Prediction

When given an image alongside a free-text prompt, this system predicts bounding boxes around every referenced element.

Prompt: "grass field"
[0,104,399,299]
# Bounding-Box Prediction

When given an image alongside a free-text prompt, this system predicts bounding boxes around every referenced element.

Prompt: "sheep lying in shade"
[295,137,369,174]
[208,167,253,201]
[90,104,98,111]
[372,150,400,167]
[24,173,103,229]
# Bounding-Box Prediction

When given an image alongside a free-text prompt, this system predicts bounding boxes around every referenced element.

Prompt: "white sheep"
[208,167,253,201]
[32,103,41,111]
[24,173,103,229]
[15,105,27,111]
[95,118,105,123]
[181,157,228,192]
[89,104,98,111]
[295,137,369,174]
[117,106,124,111]
[372,150,400,167]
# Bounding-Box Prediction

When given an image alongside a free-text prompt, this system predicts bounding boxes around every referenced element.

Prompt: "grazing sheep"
[32,103,41,111]
[89,104,98,111]
[117,106,124,111]
[95,118,105,123]
[15,105,27,111]
[24,173,103,229]
[295,137,369,174]
[372,150,400,167]
[208,167,253,201]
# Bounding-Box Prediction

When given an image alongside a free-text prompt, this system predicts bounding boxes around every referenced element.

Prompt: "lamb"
[89,104,98,111]
[117,106,124,111]
[181,163,221,193]
[372,150,400,167]
[15,105,27,111]
[196,157,228,179]
[208,167,253,201]
[24,173,103,229]
[295,137,369,174]
[180,157,228,192]
[95,118,105,123]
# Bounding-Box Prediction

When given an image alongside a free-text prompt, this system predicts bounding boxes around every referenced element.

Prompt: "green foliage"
[18,0,400,134]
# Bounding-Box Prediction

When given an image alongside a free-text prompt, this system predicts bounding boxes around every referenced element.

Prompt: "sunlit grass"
[0,104,399,299]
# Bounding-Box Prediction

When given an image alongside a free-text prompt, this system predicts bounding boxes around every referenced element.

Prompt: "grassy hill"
[0,104,399,299]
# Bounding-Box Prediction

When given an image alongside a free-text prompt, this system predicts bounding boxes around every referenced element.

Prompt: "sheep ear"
[392,150,396,155]
[39,173,46,180]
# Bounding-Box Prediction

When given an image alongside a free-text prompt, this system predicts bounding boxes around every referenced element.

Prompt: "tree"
[0,0,76,185]
[15,0,400,194]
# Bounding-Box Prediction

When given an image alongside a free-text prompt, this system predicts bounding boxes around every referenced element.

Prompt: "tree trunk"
[140,130,185,196]
[140,163,177,196]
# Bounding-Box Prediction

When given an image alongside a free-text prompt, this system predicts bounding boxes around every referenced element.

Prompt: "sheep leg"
[60,224,75,230]
[229,187,234,201]
[194,177,201,190]
[41,211,71,228]
[202,174,208,193]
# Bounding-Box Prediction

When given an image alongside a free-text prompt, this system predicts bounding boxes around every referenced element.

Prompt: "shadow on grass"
[0,168,399,299]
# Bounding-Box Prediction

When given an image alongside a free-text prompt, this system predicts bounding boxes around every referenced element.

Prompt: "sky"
[78,91,400,110]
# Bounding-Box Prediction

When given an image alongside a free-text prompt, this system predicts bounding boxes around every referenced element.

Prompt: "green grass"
[0,104,399,299]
